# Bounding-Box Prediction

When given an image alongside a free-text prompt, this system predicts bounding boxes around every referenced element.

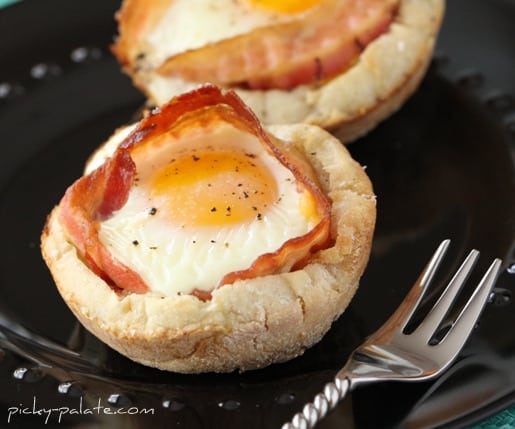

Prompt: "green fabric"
[0,0,18,7]
[0,0,512,427]
[471,405,515,428]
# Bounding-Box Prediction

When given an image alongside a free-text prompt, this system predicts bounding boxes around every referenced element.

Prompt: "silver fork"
[282,239,503,429]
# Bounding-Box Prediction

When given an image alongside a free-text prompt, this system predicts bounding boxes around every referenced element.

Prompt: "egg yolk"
[148,147,279,227]
[249,0,320,14]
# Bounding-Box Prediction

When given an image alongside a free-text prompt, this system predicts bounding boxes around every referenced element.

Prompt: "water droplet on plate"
[0,82,25,100]
[30,62,62,80]
[58,381,83,397]
[12,367,44,382]
[489,288,512,307]
[162,398,185,411]
[107,393,131,407]
[218,399,240,410]
[275,392,296,405]
[70,46,102,63]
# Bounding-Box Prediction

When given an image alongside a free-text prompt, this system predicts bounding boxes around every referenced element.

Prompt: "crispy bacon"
[59,85,332,296]
[155,0,399,90]
[59,149,149,293]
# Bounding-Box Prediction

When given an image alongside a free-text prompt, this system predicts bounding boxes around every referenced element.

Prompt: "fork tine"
[436,258,502,360]
[418,239,452,289]
[385,239,451,333]
[414,248,480,342]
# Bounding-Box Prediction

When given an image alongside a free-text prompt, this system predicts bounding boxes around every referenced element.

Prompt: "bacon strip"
[59,149,149,293]
[59,85,332,296]
[156,0,399,90]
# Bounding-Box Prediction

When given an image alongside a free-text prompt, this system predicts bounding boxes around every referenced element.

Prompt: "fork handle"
[282,376,351,429]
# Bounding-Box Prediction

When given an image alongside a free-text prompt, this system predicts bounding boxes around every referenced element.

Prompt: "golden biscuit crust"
[41,123,375,373]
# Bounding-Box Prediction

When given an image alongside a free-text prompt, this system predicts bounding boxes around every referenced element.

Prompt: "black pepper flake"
[192,155,200,161]
[257,213,262,220]
[210,207,217,212]
[149,207,157,215]
[132,240,139,246]
[149,246,158,250]
[237,183,243,187]
[210,240,216,243]
[252,206,257,211]
[243,191,249,198]
[224,242,230,248]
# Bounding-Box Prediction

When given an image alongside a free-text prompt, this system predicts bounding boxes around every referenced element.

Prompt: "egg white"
[98,123,319,296]
[144,0,308,68]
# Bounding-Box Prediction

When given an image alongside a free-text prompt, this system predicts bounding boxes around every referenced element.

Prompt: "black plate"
[0,1,514,428]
